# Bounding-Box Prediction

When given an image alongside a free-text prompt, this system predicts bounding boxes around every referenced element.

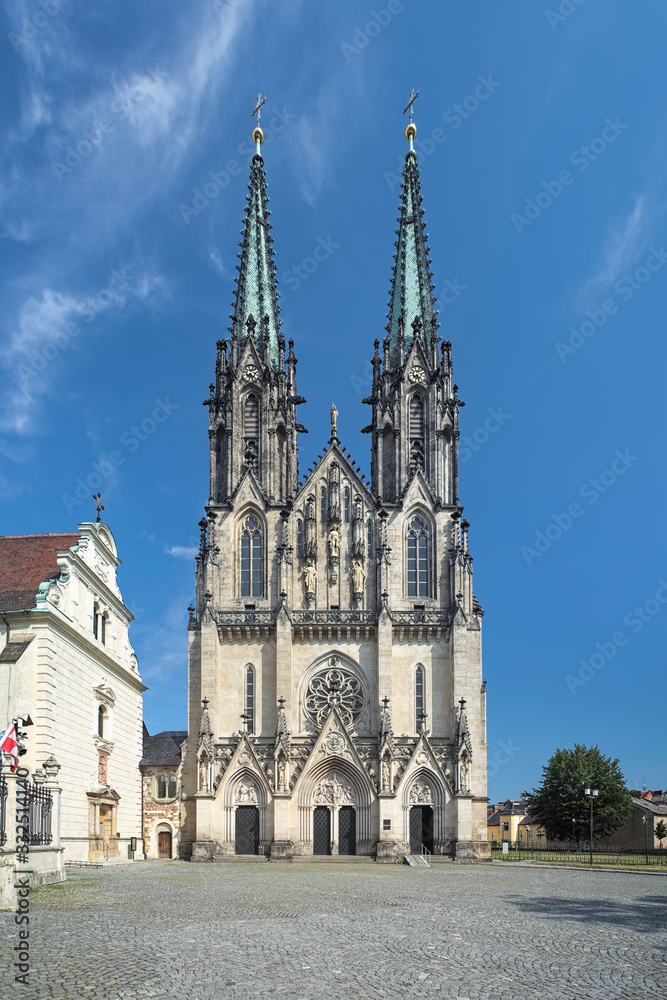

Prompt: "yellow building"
[487,800,546,845]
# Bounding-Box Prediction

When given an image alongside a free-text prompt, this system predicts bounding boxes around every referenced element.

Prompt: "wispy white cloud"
[0,266,168,442]
[164,545,198,560]
[576,193,651,307]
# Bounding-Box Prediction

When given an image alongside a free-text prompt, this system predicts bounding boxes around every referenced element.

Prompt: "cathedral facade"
[182,116,489,862]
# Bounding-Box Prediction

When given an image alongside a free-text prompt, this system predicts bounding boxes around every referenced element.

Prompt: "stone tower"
[182,113,489,862]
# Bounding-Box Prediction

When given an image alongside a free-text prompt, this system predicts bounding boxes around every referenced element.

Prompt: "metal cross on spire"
[402,88,420,123]
[92,492,104,522]
[251,93,267,126]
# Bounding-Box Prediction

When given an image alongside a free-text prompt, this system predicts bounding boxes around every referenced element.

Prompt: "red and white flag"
[0,724,19,772]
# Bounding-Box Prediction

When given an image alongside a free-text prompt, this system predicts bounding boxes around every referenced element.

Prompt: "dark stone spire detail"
[385,149,437,371]
[230,151,281,369]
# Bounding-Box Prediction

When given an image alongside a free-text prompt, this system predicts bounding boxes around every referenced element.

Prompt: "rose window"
[304,660,364,730]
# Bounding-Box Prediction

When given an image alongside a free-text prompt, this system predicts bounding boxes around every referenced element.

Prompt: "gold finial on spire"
[251,93,267,152]
[403,88,419,147]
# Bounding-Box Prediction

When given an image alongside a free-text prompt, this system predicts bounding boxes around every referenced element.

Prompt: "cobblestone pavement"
[1,861,666,999]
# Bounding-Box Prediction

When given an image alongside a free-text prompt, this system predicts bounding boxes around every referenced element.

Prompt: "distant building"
[0,523,145,861]
[486,799,546,845]
[599,790,667,850]
[140,727,187,858]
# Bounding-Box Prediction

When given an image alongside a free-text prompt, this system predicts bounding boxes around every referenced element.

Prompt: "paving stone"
[0,862,665,999]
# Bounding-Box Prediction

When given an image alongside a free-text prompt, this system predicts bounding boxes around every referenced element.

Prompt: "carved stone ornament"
[304,660,364,731]
[94,554,109,583]
[313,772,354,805]
[323,731,346,756]
[93,735,115,755]
[93,682,116,708]
[47,584,62,606]
[235,781,258,804]
[409,780,433,804]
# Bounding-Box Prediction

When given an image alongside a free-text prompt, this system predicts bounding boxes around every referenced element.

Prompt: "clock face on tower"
[242,365,260,383]
[408,365,426,384]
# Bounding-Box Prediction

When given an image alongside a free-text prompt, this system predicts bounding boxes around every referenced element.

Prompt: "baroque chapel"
[182,112,489,862]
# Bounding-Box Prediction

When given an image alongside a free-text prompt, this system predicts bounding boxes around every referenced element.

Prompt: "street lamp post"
[584,788,598,866]
[572,816,576,852]
[642,815,649,865]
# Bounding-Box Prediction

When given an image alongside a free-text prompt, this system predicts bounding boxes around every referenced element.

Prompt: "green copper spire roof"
[230,136,281,369]
[386,133,438,371]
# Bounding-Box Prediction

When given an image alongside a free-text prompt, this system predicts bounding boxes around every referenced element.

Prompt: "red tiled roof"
[0,533,79,611]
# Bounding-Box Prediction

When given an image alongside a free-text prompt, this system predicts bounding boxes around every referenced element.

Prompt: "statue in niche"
[304,562,317,594]
[328,527,340,559]
[199,759,208,790]
[351,558,366,594]
[277,759,287,791]
[381,758,391,792]
[460,756,469,792]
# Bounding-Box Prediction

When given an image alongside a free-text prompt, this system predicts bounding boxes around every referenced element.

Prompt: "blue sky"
[1,0,665,800]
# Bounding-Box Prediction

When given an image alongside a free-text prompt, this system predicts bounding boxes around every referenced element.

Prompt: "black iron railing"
[291,610,376,626]
[26,782,53,846]
[491,843,667,866]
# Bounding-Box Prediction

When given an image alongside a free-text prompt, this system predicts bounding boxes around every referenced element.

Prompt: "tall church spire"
[204,110,305,507]
[385,117,438,372]
[230,119,281,369]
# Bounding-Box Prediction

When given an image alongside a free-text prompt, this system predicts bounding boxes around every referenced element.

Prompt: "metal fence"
[22,781,53,846]
[491,844,667,867]
[0,772,6,847]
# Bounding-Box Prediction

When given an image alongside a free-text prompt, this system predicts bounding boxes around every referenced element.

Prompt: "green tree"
[523,744,633,843]
[655,819,667,848]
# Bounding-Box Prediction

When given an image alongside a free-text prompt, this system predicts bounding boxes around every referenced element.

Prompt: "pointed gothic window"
[167,776,177,798]
[366,519,373,560]
[320,486,327,523]
[296,520,303,560]
[407,516,429,597]
[344,487,350,523]
[409,394,425,473]
[157,776,167,799]
[241,516,263,597]
[245,664,255,734]
[415,665,425,732]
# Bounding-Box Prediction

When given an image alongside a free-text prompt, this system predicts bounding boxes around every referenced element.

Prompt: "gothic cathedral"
[183,115,490,862]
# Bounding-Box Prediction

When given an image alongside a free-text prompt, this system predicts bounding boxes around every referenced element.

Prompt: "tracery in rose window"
[304,657,364,731]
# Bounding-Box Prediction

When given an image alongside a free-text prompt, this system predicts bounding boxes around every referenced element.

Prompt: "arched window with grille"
[406,515,429,597]
[296,519,304,561]
[241,516,263,597]
[343,487,350,523]
[320,486,327,524]
[167,776,177,798]
[157,776,167,799]
[245,664,255,734]
[98,705,106,738]
[409,394,425,473]
[243,394,259,468]
[415,665,425,731]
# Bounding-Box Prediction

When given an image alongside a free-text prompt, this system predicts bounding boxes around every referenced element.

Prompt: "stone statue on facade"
[328,527,340,559]
[351,558,366,595]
